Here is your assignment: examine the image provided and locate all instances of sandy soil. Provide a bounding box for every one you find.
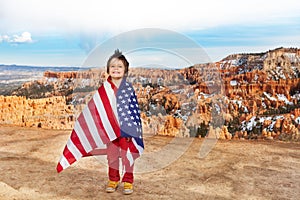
[0,125,299,200]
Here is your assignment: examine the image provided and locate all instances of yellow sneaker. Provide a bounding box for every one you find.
[106,180,119,193]
[123,182,133,195]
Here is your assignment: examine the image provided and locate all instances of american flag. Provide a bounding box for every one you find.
[56,77,144,173]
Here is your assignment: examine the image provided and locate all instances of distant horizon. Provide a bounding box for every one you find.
[0,45,298,68]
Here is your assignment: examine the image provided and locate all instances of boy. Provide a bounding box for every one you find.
[104,49,144,195]
[56,49,143,195]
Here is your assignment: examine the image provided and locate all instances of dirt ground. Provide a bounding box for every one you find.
[0,125,299,200]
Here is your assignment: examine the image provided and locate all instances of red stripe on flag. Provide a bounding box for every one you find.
[62,146,76,165]
[88,98,110,144]
[77,111,97,149]
[83,148,107,157]
[98,86,120,137]
[70,130,88,156]
[57,163,63,173]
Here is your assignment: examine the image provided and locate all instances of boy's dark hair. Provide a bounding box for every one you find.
[106,49,129,74]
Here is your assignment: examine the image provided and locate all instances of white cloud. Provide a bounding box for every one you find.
[0,35,9,43]
[0,32,33,44]
[1,0,300,33]
[11,32,33,43]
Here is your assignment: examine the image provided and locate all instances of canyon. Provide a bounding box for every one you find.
[1,47,300,141]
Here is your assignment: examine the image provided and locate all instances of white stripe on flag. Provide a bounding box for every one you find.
[132,138,144,155]
[74,118,92,153]
[60,155,70,169]
[103,81,119,123]
[126,148,134,167]
[82,106,106,148]
[66,139,82,161]
[93,91,117,141]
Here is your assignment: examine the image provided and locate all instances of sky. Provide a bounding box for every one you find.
[0,0,300,68]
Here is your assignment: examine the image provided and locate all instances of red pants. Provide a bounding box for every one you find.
[107,137,134,183]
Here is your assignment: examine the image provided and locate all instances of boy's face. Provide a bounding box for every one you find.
[108,58,125,80]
